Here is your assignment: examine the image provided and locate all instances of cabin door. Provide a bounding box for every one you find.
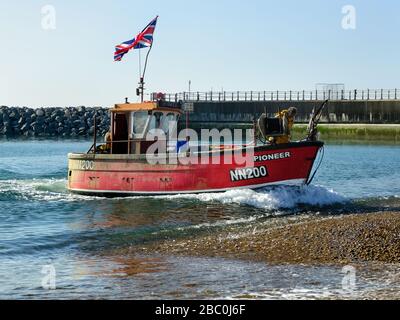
[113,113,129,154]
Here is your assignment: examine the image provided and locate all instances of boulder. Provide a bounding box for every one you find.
[73,119,83,127]
[3,125,13,136]
[2,113,9,122]
[9,111,18,119]
[21,123,29,132]
[36,109,45,117]
[78,127,87,135]
[36,116,45,124]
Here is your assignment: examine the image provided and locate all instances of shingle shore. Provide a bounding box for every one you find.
[144,212,400,265]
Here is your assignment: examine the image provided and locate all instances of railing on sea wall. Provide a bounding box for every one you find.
[153,89,400,103]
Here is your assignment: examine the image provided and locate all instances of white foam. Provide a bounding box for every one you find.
[171,215,262,232]
[0,179,96,202]
[0,178,346,209]
[164,185,347,210]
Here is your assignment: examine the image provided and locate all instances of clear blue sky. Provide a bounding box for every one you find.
[1,0,399,107]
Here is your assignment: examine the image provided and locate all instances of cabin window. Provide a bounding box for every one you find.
[131,111,149,138]
[161,113,177,133]
[149,112,163,130]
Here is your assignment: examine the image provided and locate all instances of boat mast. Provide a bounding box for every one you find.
[137,43,154,103]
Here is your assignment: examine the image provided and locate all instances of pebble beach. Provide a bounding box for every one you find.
[143,212,400,265]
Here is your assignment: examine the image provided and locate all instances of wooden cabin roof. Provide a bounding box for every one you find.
[111,102,182,114]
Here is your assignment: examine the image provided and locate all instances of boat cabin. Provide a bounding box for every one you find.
[109,101,182,154]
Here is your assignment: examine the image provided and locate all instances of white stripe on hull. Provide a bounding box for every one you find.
[68,178,306,196]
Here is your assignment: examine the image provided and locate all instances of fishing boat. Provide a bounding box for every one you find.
[67,16,326,196]
[67,99,326,196]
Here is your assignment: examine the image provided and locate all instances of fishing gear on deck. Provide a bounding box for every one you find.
[307,99,329,142]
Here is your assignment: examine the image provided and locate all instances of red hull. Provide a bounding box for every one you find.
[67,141,323,196]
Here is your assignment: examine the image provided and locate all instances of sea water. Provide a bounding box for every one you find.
[0,139,399,299]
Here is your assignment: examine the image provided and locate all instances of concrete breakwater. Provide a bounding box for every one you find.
[0,106,110,137]
[189,122,400,142]
[184,100,400,124]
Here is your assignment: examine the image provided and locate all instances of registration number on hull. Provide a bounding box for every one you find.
[230,166,268,182]
[78,160,94,170]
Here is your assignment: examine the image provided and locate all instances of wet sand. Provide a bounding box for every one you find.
[140,212,400,265]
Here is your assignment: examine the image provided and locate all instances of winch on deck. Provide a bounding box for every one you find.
[257,107,297,145]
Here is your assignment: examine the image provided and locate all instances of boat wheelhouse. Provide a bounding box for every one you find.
[104,101,182,155]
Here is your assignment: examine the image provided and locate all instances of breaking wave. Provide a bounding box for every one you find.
[0,179,94,202]
[0,178,347,210]
[165,185,347,210]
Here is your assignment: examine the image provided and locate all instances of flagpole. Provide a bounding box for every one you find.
[138,43,153,103]
[139,49,142,81]
[124,15,157,103]
[140,15,157,103]
[138,49,143,102]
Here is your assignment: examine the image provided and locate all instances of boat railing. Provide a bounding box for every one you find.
[88,139,154,155]
[87,139,259,155]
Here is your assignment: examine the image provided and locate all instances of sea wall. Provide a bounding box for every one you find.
[188,123,400,143]
[0,106,110,137]
[184,100,400,124]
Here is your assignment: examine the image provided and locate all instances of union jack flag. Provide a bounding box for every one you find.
[114,16,158,62]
